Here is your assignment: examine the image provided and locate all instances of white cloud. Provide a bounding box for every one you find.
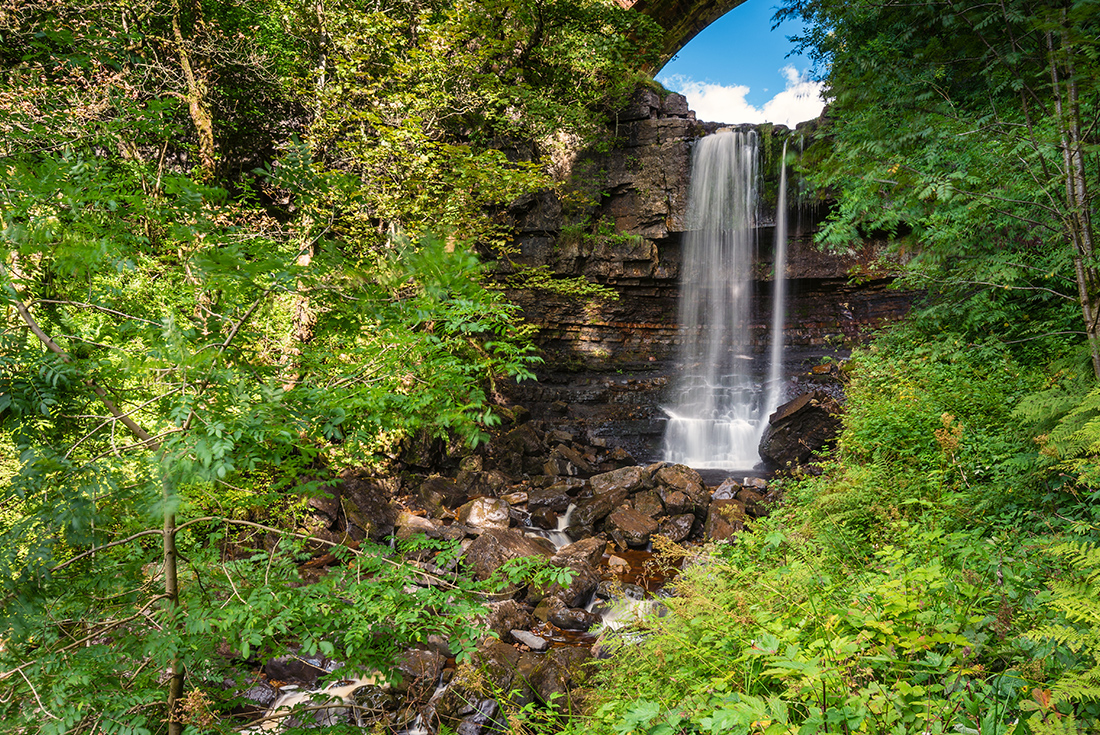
[659,66,826,128]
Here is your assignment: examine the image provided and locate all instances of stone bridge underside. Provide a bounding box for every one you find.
[622,0,750,67]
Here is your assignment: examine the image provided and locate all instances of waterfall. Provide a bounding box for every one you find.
[762,139,789,423]
[662,129,788,469]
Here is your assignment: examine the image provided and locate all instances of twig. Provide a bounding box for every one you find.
[17,669,60,720]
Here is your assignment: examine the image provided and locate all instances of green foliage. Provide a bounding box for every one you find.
[588,526,1056,735]
[1028,539,1100,709]
[789,332,1047,547]
[782,0,1100,373]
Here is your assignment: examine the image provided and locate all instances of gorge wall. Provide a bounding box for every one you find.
[496,87,915,459]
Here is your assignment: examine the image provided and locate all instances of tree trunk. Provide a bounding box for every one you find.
[162,472,185,735]
[172,0,215,180]
[1049,27,1100,379]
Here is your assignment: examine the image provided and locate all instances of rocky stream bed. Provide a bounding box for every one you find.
[230,388,841,733]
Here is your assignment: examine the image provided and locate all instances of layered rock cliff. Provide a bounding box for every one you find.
[496,86,914,458]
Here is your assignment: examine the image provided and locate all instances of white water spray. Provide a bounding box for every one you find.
[662,129,788,469]
[762,139,790,424]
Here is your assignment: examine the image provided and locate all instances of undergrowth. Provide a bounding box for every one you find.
[580,330,1100,735]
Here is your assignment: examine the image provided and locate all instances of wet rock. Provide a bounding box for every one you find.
[657,513,695,543]
[528,484,573,512]
[705,499,745,542]
[554,537,607,568]
[607,507,660,548]
[759,391,842,469]
[736,488,766,518]
[570,492,624,532]
[543,457,578,477]
[531,507,560,530]
[654,464,709,510]
[656,487,691,515]
[744,476,768,491]
[590,466,651,496]
[236,681,278,716]
[455,698,506,735]
[551,444,594,474]
[479,599,534,644]
[712,478,740,500]
[394,648,445,698]
[606,446,636,468]
[419,475,466,510]
[264,654,337,686]
[549,605,602,632]
[502,490,528,506]
[528,556,601,608]
[462,529,553,581]
[633,490,665,519]
[458,498,512,530]
[528,647,594,711]
[510,630,548,651]
[340,472,400,542]
[537,596,601,631]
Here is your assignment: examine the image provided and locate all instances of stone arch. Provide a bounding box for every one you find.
[622,0,750,68]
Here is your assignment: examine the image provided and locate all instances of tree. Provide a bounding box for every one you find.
[781,0,1100,376]
[0,0,656,730]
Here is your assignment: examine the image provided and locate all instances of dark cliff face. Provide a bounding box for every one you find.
[499,86,914,374]
[495,87,914,456]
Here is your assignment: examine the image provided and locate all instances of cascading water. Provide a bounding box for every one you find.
[762,139,790,423]
[662,129,788,469]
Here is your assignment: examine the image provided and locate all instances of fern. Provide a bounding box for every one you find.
[1029,541,1100,705]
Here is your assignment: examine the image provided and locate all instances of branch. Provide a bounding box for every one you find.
[1,261,159,449]
[916,275,1076,301]
[35,300,161,326]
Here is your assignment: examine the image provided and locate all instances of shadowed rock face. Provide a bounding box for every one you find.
[623,0,751,69]
[502,88,914,376]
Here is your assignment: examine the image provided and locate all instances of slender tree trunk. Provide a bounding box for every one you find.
[1049,27,1100,379]
[162,472,185,735]
[172,0,215,180]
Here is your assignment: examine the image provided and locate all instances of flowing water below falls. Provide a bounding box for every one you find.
[663,130,789,470]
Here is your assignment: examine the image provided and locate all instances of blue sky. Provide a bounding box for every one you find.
[656,0,825,127]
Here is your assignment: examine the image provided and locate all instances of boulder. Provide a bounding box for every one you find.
[656,487,691,515]
[396,511,437,540]
[657,513,695,543]
[549,604,601,632]
[551,444,594,474]
[712,478,740,500]
[478,599,534,644]
[654,464,709,510]
[589,465,651,496]
[419,476,466,511]
[759,391,842,469]
[339,472,399,541]
[632,490,665,519]
[510,630,548,651]
[530,507,560,530]
[735,488,767,518]
[554,536,607,568]
[528,556,601,608]
[457,498,511,530]
[606,507,659,548]
[528,484,573,513]
[527,648,593,712]
[462,529,553,581]
[394,648,445,697]
[705,499,745,542]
